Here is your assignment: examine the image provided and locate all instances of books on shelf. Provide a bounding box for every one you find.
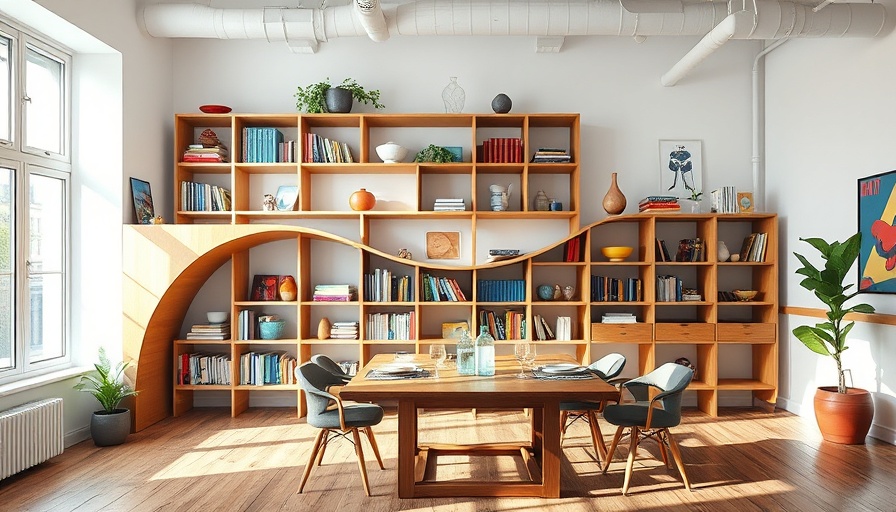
[655,238,672,262]
[180,181,232,212]
[530,147,571,163]
[422,274,466,302]
[563,234,586,262]
[364,269,412,302]
[639,196,680,213]
[178,352,232,385]
[590,275,642,302]
[434,198,466,211]
[303,132,353,163]
[478,309,525,340]
[480,137,523,163]
[738,232,768,262]
[186,322,231,340]
[329,321,359,340]
[486,248,522,263]
[656,275,683,302]
[555,316,572,341]
[532,314,556,341]
[238,351,297,385]
[366,311,415,341]
[476,279,525,302]
[710,186,738,213]
[242,127,292,163]
[601,313,636,324]
[313,284,356,302]
[183,144,229,163]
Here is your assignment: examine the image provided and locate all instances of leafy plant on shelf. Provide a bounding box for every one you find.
[792,233,875,393]
[294,77,384,113]
[414,144,455,163]
[74,347,138,413]
[685,183,702,202]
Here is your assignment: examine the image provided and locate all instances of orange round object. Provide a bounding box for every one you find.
[349,188,376,211]
[279,275,297,301]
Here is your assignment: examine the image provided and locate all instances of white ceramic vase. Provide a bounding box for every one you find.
[718,241,730,262]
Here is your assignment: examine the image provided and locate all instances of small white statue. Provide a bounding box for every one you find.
[397,248,412,259]
[262,194,275,211]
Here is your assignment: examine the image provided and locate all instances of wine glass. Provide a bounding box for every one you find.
[514,342,532,379]
[524,342,537,370]
[429,343,447,378]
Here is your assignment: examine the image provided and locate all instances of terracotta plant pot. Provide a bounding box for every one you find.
[814,386,874,444]
[349,188,376,211]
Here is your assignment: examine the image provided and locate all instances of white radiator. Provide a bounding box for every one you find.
[0,398,64,480]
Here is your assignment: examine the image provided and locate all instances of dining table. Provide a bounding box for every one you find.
[338,352,621,498]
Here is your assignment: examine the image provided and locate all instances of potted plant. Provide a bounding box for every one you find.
[792,233,876,444]
[414,144,455,163]
[680,186,702,213]
[294,77,384,114]
[74,347,138,446]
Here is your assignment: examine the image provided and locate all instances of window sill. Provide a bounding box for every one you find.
[0,366,92,398]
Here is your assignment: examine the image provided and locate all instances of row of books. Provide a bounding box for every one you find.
[238,351,297,385]
[303,132,354,163]
[241,127,291,163]
[639,195,680,213]
[530,148,571,163]
[532,314,556,341]
[363,269,412,302]
[421,274,467,302]
[738,232,769,262]
[329,321,359,340]
[478,309,524,341]
[600,312,637,324]
[655,239,673,262]
[183,144,228,163]
[675,238,705,262]
[656,275,684,302]
[591,276,643,302]
[177,353,231,385]
[313,284,356,302]
[433,198,466,211]
[710,186,738,213]
[480,137,523,163]
[366,311,415,341]
[179,181,232,212]
[563,234,585,262]
[477,279,526,302]
[185,322,230,341]
[236,310,261,340]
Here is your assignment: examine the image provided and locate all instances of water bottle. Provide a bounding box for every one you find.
[456,329,475,375]
[474,325,495,376]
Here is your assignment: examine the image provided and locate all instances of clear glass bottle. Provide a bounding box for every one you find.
[456,329,475,375]
[474,325,495,376]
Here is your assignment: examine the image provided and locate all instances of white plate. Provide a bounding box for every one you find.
[540,363,587,374]
[377,363,420,374]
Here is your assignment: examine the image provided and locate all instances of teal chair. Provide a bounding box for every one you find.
[559,353,626,464]
[296,362,385,496]
[311,353,352,383]
[601,362,694,495]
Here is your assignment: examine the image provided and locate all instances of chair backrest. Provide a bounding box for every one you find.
[589,352,626,381]
[296,362,344,424]
[311,354,349,378]
[623,362,694,420]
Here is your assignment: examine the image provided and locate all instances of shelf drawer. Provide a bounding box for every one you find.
[655,323,715,342]
[717,323,775,343]
[591,323,653,342]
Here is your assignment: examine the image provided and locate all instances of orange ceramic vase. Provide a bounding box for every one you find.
[278,275,297,302]
[349,188,376,211]
[602,172,626,215]
[814,386,874,444]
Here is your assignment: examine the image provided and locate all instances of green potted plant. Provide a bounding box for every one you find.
[294,77,384,114]
[74,347,138,446]
[792,233,875,444]
[414,144,455,163]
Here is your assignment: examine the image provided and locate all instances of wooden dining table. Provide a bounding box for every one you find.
[339,353,620,498]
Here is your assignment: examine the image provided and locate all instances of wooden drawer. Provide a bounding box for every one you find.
[717,323,776,343]
[654,323,715,342]
[591,323,653,342]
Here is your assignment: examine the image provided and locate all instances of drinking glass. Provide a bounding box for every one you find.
[429,343,447,378]
[524,342,537,370]
[514,342,532,379]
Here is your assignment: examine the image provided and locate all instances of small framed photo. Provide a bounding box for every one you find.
[275,185,299,211]
[737,192,754,213]
[250,274,280,301]
[426,231,461,259]
[130,177,155,224]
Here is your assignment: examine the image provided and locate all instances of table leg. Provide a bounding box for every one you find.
[397,400,417,498]
[541,401,561,498]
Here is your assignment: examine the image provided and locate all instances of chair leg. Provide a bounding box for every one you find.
[351,428,372,496]
[665,428,692,491]
[586,410,608,463]
[656,432,670,468]
[298,428,326,494]
[602,426,625,474]
[471,408,477,418]
[363,426,385,470]
[621,426,640,496]
[316,431,330,466]
[559,411,569,445]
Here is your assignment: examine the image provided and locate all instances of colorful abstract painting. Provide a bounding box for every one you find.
[858,170,896,293]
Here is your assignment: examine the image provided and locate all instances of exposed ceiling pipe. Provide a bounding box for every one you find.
[751,38,788,214]
[355,0,390,42]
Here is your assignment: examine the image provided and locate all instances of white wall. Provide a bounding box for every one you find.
[767,1,896,443]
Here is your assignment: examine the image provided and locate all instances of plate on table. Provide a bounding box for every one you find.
[377,363,420,375]
[540,363,587,374]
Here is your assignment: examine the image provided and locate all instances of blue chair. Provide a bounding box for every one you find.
[296,362,385,496]
[559,353,626,464]
[311,353,352,383]
[601,362,694,495]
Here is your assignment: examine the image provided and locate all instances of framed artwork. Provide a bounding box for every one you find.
[659,140,703,199]
[858,170,896,293]
[737,192,754,213]
[275,185,299,211]
[250,274,280,301]
[425,231,461,259]
[130,177,155,224]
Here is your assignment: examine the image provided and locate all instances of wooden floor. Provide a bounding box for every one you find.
[1,407,895,511]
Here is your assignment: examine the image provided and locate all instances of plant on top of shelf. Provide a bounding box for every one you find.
[414,144,455,163]
[294,77,384,114]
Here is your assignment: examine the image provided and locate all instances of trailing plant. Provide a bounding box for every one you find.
[74,347,138,413]
[294,77,384,113]
[414,144,455,163]
[792,233,875,393]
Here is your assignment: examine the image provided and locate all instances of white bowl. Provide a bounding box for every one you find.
[376,142,408,163]
[207,311,228,324]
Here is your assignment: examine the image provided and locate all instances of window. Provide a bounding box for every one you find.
[0,18,71,383]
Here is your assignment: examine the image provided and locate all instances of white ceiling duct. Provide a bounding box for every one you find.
[140,0,888,82]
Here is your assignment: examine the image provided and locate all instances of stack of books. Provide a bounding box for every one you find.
[482,137,523,163]
[639,196,680,212]
[710,186,738,213]
[555,317,572,341]
[532,314,556,341]
[601,313,636,324]
[183,144,228,163]
[329,321,359,340]
[486,248,520,263]
[433,198,466,211]
[530,148,571,163]
[313,284,355,302]
[186,322,231,340]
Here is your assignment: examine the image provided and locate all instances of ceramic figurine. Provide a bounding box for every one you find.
[398,248,412,259]
[262,194,275,211]
[562,285,575,301]
[553,284,562,300]
[152,216,164,224]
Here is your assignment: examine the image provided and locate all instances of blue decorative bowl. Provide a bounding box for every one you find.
[259,321,285,340]
[537,285,554,301]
